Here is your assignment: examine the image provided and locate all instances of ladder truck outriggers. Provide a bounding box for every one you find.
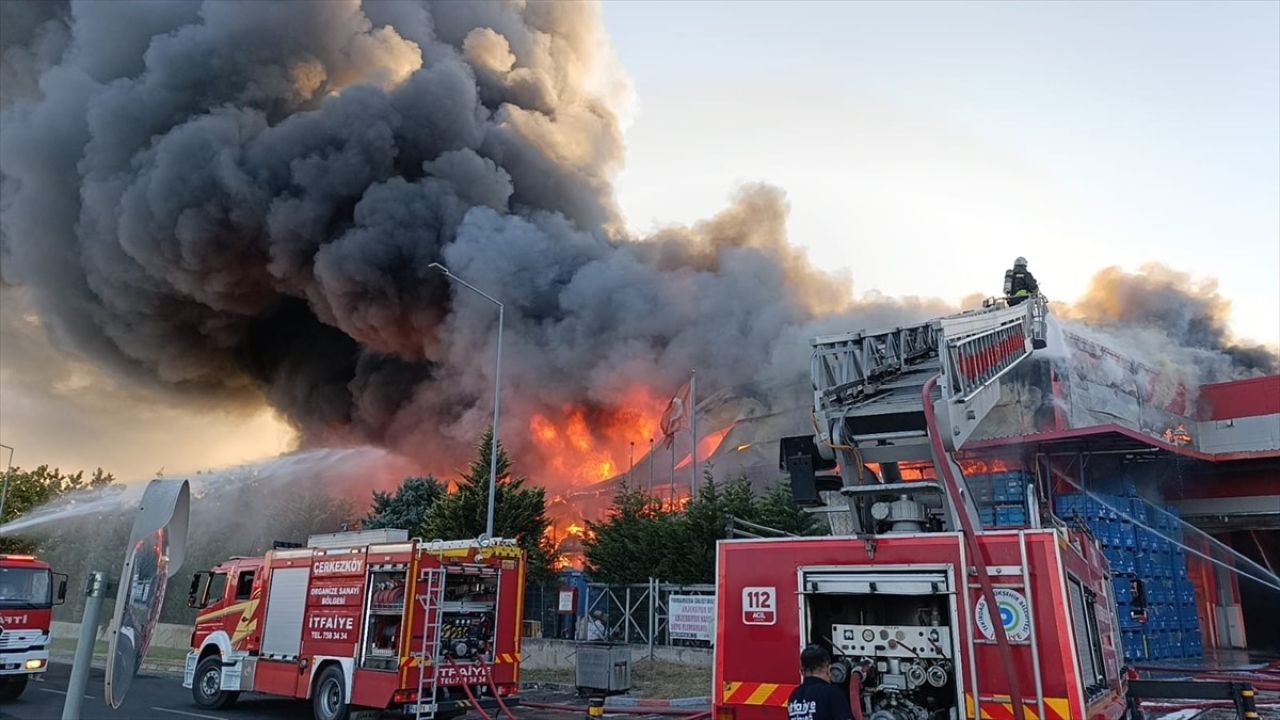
[714,298,1139,720]
[184,530,526,720]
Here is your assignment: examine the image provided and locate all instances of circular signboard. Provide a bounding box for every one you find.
[974,587,1031,642]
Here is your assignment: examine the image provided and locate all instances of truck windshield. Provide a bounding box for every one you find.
[0,566,52,607]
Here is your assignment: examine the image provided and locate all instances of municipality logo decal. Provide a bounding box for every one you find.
[974,588,1031,641]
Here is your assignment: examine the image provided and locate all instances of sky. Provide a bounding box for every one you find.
[0,0,1276,482]
[603,0,1280,345]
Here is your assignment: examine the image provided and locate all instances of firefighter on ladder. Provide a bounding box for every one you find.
[1004,257,1039,306]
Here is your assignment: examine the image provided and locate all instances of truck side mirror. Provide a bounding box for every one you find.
[54,573,69,605]
[187,572,210,609]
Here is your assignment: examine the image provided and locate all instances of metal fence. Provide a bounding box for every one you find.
[521,578,716,655]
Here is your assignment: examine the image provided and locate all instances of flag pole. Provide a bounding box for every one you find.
[670,441,676,506]
[689,369,698,496]
[648,438,654,496]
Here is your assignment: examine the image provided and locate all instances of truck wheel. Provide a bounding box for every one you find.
[312,665,350,720]
[191,656,239,709]
[0,676,28,700]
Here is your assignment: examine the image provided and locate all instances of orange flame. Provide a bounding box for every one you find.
[674,426,734,471]
[958,457,1019,475]
[525,385,737,571]
[527,386,667,487]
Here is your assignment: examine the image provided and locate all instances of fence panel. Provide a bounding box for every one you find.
[522,578,719,649]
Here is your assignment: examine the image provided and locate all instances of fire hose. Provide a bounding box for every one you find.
[444,657,494,720]
[922,375,1027,720]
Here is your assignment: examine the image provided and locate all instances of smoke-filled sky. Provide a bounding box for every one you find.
[0,0,1275,483]
[607,0,1280,346]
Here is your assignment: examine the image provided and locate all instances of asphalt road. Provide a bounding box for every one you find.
[2,663,591,720]
[3,662,329,720]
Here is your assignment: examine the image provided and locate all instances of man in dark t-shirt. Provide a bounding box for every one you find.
[786,646,854,720]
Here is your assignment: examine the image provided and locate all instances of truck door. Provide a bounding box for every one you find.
[191,571,231,649]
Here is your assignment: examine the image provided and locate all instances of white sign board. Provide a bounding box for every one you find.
[558,590,575,613]
[668,595,716,641]
[742,586,777,625]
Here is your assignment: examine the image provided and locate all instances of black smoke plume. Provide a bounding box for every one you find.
[1,0,922,476]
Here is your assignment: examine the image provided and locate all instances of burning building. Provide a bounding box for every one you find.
[0,2,1275,590]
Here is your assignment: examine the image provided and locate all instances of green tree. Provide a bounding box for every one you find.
[583,484,680,584]
[584,469,827,585]
[423,431,554,578]
[667,470,757,583]
[365,476,446,534]
[753,483,825,536]
[0,465,116,553]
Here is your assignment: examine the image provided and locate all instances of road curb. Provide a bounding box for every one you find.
[49,652,186,678]
[606,696,712,709]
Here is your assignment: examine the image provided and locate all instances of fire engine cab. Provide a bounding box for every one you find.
[184,529,525,720]
[0,553,68,700]
[715,299,1132,720]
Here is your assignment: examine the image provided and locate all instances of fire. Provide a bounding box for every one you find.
[525,385,737,571]
[527,387,667,486]
[674,426,734,471]
[958,457,1020,475]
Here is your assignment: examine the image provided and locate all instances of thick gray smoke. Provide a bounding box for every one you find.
[1066,264,1278,378]
[0,1,909,477]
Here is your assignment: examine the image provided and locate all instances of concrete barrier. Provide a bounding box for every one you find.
[52,620,192,651]
[519,639,712,670]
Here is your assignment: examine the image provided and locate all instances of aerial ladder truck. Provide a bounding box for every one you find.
[714,297,1266,720]
[713,298,1137,720]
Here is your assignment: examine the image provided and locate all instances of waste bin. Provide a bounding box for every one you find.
[575,642,631,695]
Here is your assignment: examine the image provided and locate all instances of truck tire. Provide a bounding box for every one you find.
[191,656,239,709]
[312,665,351,720]
[0,676,28,701]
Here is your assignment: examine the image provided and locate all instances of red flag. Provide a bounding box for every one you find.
[660,381,692,448]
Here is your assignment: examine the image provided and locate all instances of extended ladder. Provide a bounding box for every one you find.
[414,568,447,720]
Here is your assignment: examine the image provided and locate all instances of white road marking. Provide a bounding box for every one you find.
[151,707,223,720]
[38,688,93,698]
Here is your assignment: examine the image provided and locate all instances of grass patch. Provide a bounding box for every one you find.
[521,667,574,685]
[628,659,710,699]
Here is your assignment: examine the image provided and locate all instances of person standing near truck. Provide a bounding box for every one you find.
[786,646,854,720]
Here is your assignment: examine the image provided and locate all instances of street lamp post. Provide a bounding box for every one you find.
[0,444,14,524]
[429,263,504,540]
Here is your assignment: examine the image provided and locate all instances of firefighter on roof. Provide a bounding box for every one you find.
[1004,257,1039,306]
[786,646,855,720]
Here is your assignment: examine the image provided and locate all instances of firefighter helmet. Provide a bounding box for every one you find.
[1014,256,1028,268]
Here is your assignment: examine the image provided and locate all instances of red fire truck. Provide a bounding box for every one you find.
[715,529,1128,720]
[0,553,68,700]
[184,530,526,720]
[714,301,1132,720]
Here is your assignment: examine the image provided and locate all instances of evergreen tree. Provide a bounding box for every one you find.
[365,476,446,534]
[753,483,825,536]
[583,484,679,584]
[583,468,827,585]
[423,430,554,578]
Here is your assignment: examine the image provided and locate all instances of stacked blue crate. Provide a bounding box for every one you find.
[972,471,1030,528]
[1054,489,1202,662]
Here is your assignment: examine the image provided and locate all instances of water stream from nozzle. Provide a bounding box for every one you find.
[0,446,416,537]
